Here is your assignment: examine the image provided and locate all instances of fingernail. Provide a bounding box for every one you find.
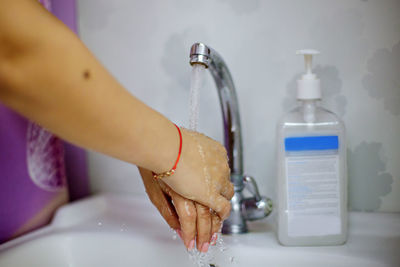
[200,242,210,253]
[176,229,183,240]
[210,233,218,245]
[188,239,195,251]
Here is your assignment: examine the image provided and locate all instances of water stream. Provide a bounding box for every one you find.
[189,64,205,131]
[187,64,233,267]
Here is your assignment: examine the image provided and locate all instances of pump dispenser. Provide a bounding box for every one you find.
[296,50,321,100]
[276,49,347,246]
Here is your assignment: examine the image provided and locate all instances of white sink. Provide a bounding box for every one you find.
[0,194,399,267]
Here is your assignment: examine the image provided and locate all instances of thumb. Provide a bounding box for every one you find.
[158,191,181,230]
[139,168,181,230]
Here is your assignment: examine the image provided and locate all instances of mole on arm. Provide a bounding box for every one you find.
[83,69,91,80]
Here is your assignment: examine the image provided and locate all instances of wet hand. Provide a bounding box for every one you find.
[161,128,234,220]
[139,168,222,252]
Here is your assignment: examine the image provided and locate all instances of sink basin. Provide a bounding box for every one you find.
[0,194,399,267]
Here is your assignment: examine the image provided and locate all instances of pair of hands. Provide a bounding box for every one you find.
[139,129,234,253]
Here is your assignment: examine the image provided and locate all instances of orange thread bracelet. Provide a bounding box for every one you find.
[152,124,182,179]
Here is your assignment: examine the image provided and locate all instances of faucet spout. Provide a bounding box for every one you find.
[189,43,272,234]
[190,43,243,184]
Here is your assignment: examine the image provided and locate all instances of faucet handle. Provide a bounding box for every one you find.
[243,175,262,201]
[241,196,273,221]
[242,175,273,221]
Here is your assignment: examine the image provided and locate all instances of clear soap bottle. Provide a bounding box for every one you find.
[276,50,347,246]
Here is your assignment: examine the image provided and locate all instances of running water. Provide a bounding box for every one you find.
[186,64,234,267]
[189,64,205,131]
[186,235,234,267]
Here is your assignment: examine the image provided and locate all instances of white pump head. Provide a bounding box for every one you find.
[296,49,321,100]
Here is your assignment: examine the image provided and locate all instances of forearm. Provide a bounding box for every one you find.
[0,0,178,173]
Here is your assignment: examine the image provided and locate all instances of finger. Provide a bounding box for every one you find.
[175,198,197,250]
[139,168,180,230]
[207,194,231,221]
[221,181,234,200]
[161,183,197,251]
[156,183,182,231]
[210,212,222,246]
[195,203,212,253]
[218,160,233,200]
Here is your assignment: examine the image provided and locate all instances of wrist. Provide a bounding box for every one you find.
[148,121,181,174]
[152,124,182,179]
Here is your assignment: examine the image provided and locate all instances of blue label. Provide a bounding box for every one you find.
[285,136,339,151]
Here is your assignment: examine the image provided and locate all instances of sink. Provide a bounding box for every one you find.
[0,194,399,267]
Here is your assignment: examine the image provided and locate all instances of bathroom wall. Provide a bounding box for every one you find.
[77,0,400,212]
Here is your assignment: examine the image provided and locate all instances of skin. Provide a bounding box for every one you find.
[140,168,222,251]
[0,0,234,251]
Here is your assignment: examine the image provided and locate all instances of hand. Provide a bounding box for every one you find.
[161,128,234,220]
[139,168,222,252]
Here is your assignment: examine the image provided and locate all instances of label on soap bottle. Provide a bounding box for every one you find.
[284,135,341,237]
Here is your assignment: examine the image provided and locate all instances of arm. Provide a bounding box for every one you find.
[0,0,178,174]
[0,0,233,219]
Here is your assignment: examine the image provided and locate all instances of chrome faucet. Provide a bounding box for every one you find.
[189,43,273,234]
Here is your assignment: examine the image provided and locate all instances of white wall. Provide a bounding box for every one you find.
[77,0,400,212]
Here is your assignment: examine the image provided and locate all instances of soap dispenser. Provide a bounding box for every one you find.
[276,50,347,246]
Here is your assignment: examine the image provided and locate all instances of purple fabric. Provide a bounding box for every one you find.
[64,143,88,201]
[51,0,78,35]
[0,106,62,242]
[0,0,88,243]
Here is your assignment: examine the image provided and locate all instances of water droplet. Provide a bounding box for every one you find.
[170,229,178,241]
[216,236,227,252]
[97,222,102,226]
[119,223,128,232]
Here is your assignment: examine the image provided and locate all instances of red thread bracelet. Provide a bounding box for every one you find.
[152,124,182,179]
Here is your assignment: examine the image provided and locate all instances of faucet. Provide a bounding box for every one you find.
[189,43,273,234]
